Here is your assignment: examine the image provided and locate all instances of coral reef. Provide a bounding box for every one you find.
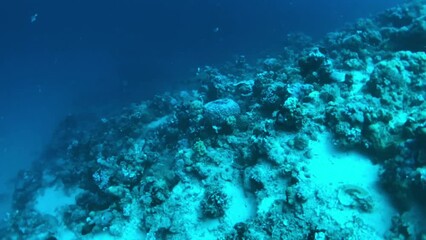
[1,1,426,239]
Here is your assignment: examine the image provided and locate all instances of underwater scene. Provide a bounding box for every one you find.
[1,0,426,239]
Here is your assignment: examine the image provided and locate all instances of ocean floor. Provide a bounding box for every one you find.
[1,1,426,239]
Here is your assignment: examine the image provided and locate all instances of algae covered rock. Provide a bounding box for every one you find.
[201,187,229,218]
[298,47,334,84]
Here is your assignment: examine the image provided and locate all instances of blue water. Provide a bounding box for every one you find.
[0,0,402,220]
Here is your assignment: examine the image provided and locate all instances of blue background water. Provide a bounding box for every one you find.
[0,0,401,218]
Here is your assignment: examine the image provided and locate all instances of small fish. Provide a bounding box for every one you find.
[213,27,220,33]
[31,13,38,23]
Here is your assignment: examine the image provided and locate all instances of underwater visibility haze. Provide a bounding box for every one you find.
[2,0,426,239]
